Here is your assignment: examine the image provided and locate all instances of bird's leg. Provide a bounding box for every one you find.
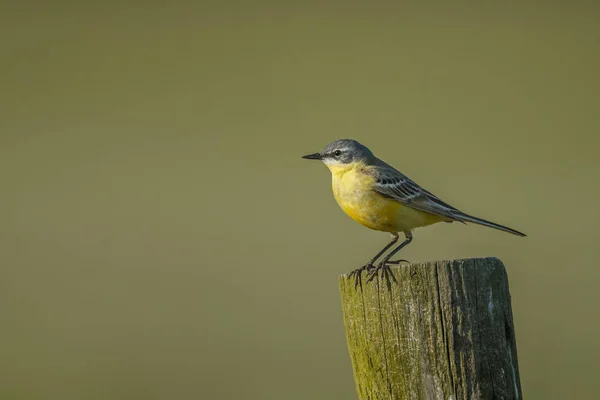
[348,233,399,289]
[367,231,413,286]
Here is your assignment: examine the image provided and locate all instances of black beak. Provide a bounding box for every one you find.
[302,152,322,160]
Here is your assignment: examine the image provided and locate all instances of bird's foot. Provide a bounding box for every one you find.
[366,261,399,289]
[348,263,375,289]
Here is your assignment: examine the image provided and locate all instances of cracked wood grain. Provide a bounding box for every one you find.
[339,257,522,400]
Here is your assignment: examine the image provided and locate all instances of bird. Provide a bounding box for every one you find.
[302,139,525,288]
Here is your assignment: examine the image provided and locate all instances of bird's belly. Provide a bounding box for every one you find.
[333,183,444,233]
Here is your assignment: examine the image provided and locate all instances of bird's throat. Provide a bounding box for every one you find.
[327,162,359,178]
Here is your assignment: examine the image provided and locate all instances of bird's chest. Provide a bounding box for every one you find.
[331,170,398,231]
[332,172,373,209]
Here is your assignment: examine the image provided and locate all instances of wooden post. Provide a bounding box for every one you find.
[339,257,522,400]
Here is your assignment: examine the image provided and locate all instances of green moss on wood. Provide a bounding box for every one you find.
[339,257,522,400]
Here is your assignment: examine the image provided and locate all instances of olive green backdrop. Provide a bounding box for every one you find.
[1,2,599,399]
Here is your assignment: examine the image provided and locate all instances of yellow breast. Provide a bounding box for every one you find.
[328,163,445,233]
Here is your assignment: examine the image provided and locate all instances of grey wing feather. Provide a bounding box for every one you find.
[366,162,467,222]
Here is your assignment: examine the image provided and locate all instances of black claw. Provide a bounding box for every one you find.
[347,264,374,290]
[349,269,362,289]
[382,267,393,290]
[347,258,409,290]
[387,266,398,285]
[366,262,399,288]
[366,267,379,283]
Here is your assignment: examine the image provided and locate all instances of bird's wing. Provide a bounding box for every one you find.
[365,163,467,222]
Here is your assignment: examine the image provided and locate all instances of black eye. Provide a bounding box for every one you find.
[333,150,342,157]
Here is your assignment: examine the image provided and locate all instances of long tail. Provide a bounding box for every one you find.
[456,213,526,237]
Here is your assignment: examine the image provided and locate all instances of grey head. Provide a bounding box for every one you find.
[302,139,375,166]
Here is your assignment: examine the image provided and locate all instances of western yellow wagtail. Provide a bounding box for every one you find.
[302,139,525,288]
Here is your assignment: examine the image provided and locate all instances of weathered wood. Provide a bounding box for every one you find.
[339,257,521,400]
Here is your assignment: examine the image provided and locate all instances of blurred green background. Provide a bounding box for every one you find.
[1,2,599,399]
